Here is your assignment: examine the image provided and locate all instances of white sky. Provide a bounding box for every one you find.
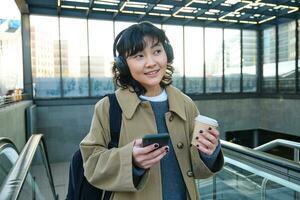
[0,0,20,19]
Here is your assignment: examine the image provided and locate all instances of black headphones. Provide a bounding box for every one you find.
[113,28,174,76]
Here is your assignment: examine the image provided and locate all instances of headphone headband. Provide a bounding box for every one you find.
[113,29,127,57]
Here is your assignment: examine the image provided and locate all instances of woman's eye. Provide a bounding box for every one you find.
[154,49,161,54]
[133,54,143,59]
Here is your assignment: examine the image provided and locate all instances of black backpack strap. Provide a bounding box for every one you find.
[104,93,122,200]
[107,93,122,148]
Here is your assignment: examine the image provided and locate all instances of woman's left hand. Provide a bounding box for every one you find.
[194,127,219,156]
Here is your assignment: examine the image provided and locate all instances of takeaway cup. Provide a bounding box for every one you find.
[191,115,219,147]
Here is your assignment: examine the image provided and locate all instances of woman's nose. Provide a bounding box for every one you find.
[145,56,156,67]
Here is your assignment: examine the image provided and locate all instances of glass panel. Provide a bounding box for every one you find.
[224,29,241,93]
[162,25,184,90]
[0,147,18,186]
[30,15,61,98]
[184,26,203,94]
[114,21,135,36]
[205,28,223,93]
[88,20,114,96]
[198,162,300,200]
[278,21,296,93]
[0,0,23,96]
[18,145,56,200]
[242,30,257,92]
[298,20,300,92]
[262,26,276,93]
[60,17,88,97]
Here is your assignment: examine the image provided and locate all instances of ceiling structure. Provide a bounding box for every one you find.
[22,0,300,28]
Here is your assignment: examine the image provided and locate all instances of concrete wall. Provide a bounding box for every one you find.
[36,105,94,162]
[36,98,300,162]
[0,101,33,151]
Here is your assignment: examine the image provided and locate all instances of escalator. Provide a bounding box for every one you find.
[198,140,300,200]
[1,134,300,200]
[0,134,58,200]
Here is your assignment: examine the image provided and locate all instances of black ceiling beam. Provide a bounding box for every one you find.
[138,4,155,21]
[113,1,126,20]
[86,0,95,18]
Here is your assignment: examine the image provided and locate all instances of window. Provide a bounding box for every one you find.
[60,17,89,97]
[162,25,184,90]
[224,29,241,93]
[278,21,296,93]
[262,26,276,93]
[30,15,60,98]
[242,30,257,92]
[298,20,300,91]
[0,0,23,96]
[205,28,223,93]
[88,20,114,96]
[114,21,135,36]
[184,26,203,94]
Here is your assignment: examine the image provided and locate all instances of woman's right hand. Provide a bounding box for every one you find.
[132,139,168,169]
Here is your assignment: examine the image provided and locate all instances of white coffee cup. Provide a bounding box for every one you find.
[191,115,219,146]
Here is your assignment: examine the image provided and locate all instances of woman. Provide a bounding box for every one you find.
[80,21,224,200]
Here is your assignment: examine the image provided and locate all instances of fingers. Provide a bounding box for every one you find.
[133,143,169,169]
[194,129,219,156]
[139,147,168,169]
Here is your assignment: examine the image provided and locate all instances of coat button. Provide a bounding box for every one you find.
[177,142,184,149]
[187,170,194,177]
[169,114,174,121]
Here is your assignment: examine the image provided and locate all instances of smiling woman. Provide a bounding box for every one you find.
[125,36,168,96]
[80,21,224,200]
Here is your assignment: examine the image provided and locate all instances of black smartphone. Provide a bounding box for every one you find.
[142,133,170,147]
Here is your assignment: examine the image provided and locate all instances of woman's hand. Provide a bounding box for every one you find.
[132,139,168,169]
[194,127,219,156]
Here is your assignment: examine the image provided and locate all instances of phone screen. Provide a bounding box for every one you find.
[142,133,170,147]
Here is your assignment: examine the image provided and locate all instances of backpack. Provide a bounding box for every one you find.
[66,93,122,200]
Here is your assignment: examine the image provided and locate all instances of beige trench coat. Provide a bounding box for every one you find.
[80,85,224,200]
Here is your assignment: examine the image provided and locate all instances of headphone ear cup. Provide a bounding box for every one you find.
[114,56,129,75]
[164,43,174,63]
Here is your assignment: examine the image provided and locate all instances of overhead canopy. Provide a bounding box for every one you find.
[20,0,300,28]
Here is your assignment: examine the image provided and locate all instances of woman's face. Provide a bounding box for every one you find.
[126,36,168,96]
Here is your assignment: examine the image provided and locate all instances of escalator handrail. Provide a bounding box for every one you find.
[221,140,300,172]
[0,134,57,200]
[0,137,18,154]
[254,139,300,151]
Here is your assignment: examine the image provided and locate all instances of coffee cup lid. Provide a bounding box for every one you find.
[195,115,218,127]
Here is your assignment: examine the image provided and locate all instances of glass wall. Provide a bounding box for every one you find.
[262,26,276,93]
[88,20,114,96]
[278,21,296,93]
[163,25,184,90]
[60,17,89,97]
[242,30,257,92]
[299,20,300,91]
[0,0,23,96]
[29,17,293,99]
[184,26,203,94]
[224,29,241,93]
[30,16,61,98]
[205,28,223,93]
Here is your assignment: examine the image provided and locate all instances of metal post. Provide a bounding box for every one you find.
[294,149,300,163]
[261,178,268,200]
[213,175,217,200]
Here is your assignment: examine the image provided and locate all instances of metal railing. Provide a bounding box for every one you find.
[254,139,300,163]
[198,139,300,200]
[0,93,27,108]
[0,134,57,200]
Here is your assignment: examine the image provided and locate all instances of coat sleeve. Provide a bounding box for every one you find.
[80,97,148,192]
[188,101,224,179]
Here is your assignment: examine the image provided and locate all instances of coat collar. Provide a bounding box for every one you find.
[115,85,187,121]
